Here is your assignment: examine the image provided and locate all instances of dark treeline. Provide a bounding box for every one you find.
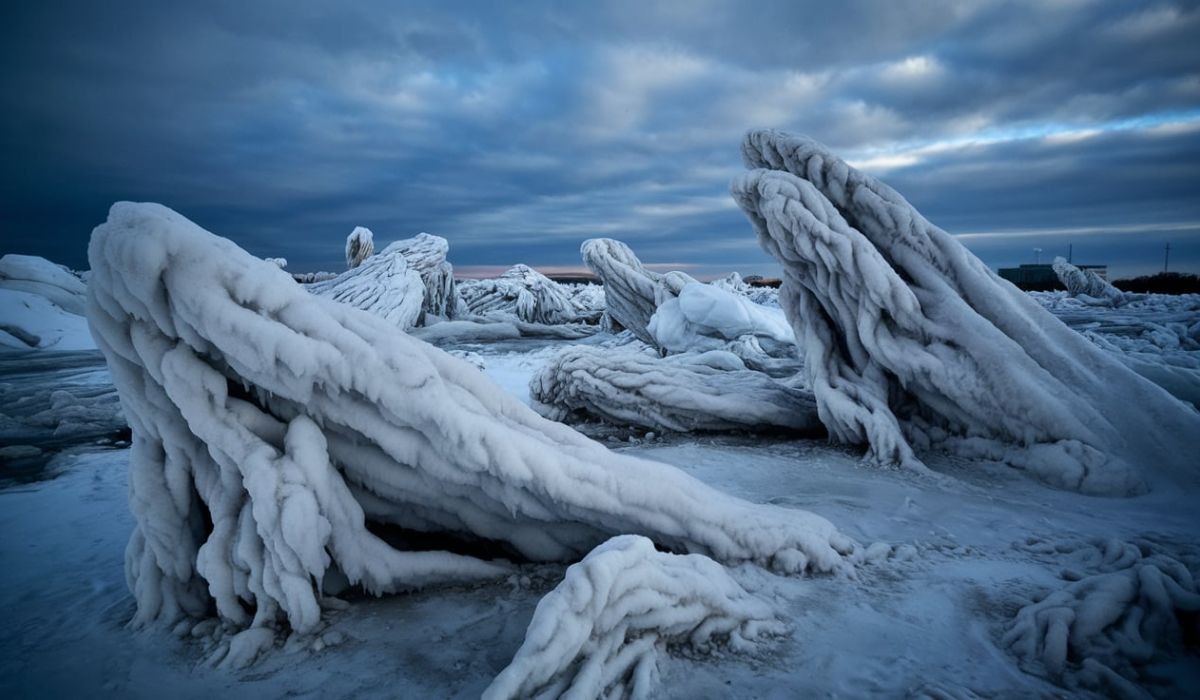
[1112,272,1200,294]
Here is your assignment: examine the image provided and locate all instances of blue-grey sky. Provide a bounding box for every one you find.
[2,0,1199,278]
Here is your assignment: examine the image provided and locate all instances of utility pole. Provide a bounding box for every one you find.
[1164,242,1171,273]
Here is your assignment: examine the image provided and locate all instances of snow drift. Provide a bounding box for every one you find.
[87,202,857,641]
[485,535,784,699]
[732,129,1200,495]
[531,346,821,434]
[0,255,93,351]
[0,254,88,316]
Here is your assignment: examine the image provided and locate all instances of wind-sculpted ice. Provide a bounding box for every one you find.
[1004,537,1200,695]
[344,226,374,269]
[711,271,752,295]
[308,245,426,329]
[0,254,88,315]
[264,257,288,270]
[87,202,858,644]
[382,233,465,321]
[648,282,795,357]
[732,129,1200,495]
[568,283,606,324]
[581,238,697,344]
[484,535,784,700]
[1035,292,1200,406]
[532,345,821,434]
[459,264,579,325]
[1052,257,1123,303]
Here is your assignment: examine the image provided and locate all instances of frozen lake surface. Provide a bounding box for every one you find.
[2,324,1197,698]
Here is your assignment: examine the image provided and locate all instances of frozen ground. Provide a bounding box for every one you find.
[2,327,1197,698]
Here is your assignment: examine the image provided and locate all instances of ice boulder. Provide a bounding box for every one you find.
[648,282,795,356]
[732,129,1200,495]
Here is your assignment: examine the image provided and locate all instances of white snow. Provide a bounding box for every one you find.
[0,253,88,315]
[647,281,794,356]
[0,288,95,351]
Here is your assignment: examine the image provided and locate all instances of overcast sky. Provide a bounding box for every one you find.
[2,0,1198,278]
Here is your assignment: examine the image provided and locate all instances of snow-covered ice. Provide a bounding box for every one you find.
[84,202,857,651]
[733,129,1200,496]
[531,345,821,434]
[4,136,1199,699]
[344,226,374,269]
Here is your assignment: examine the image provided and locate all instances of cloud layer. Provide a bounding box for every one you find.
[2,0,1198,277]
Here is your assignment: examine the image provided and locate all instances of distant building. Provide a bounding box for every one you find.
[997,263,1108,289]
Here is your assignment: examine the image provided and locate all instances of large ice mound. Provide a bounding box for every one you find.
[732,129,1200,495]
[86,202,858,640]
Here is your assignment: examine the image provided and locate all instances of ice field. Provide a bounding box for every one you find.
[2,132,1198,699]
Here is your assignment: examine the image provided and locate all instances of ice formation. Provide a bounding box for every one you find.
[484,535,784,700]
[647,282,795,357]
[1051,257,1123,303]
[731,129,1200,495]
[568,283,607,324]
[531,346,821,434]
[0,351,124,458]
[87,202,858,640]
[0,254,88,315]
[0,288,95,351]
[581,238,696,344]
[264,257,288,270]
[1035,292,1200,407]
[344,226,375,269]
[711,271,752,295]
[307,245,426,329]
[381,233,465,321]
[458,264,578,325]
[1004,537,1199,695]
[412,317,597,346]
[291,271,338,284]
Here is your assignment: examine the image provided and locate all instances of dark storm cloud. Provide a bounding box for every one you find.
[1,0,1198,278]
